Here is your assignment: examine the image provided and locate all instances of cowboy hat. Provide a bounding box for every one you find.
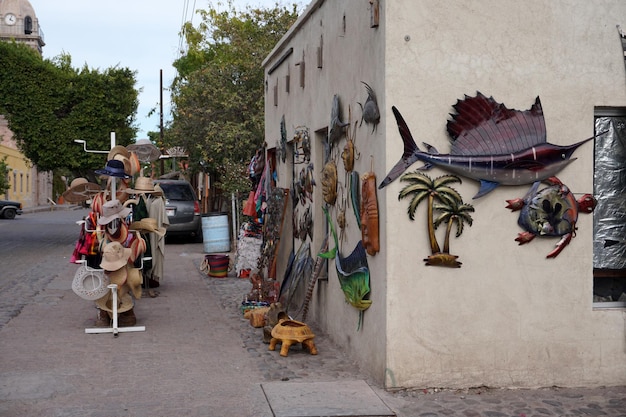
[95,160,131,179]
[96,290,134,314]
[100,241,132,271]
[123,176,161,196]
[62,178,101,203]
[129,217,166,237]
[97,199,132,225]
[72,266,110,301]
[98,220,129,244]
[107,145,130,161]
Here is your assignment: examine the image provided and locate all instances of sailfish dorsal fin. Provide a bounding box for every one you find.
[446,92,546,156]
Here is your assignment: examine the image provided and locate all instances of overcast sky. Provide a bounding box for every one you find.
[33,0,304,143]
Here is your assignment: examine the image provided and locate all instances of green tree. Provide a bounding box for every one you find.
[0,156,9,195]
[169,1,299,194]
[0,41,139,175]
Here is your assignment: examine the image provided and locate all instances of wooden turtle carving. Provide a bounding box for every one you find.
[269,319,318,357]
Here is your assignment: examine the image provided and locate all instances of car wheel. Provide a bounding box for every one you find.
[4,209,16,220]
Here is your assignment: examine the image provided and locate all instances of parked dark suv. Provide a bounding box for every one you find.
[0,200,23,219]
[153,180,202,241]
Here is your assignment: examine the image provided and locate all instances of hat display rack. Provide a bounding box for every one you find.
[75,133,148,337]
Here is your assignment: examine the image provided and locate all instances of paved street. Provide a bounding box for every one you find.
[0,208,624,416]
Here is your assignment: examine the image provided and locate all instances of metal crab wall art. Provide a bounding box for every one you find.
[505,177,596,258]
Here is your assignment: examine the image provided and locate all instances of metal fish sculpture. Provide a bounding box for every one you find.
[358,81,380,133]
[379,92,597,198]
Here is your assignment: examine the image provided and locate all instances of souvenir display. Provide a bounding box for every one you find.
[278,115,287,164]
[398,172,473,268]
[350,171,361,229]
[293,126,311,164]
[70,143,167,330]
[126,139,162,162]
[380,93,596,198]
[506,176,596,258]
[329,94,349,147]
[341,120,359,173]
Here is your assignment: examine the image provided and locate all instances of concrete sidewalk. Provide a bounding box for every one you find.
[0,240,624,416]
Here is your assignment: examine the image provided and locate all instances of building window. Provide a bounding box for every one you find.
[593,108,626,308]
[20,172,23,193]
[13,171,16,192]
[24,16,33,34]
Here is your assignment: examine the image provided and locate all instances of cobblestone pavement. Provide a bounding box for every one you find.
[0,208,624,416]
[203,262,626,417]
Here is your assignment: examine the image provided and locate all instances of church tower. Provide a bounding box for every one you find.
[0,0,45,54]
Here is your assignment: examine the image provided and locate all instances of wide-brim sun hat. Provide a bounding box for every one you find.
[100,241,132,271]
[72,266,110,301]
[126,139,161,162]
[95,160,131,179]
[62,178,101,203]
[129,218,167,238]
[97,199,132,225]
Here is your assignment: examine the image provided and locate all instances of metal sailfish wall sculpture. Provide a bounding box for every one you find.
[380,92,598,198]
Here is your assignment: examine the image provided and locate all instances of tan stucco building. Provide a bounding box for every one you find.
[0,0,52,206]
[263,0,626,390]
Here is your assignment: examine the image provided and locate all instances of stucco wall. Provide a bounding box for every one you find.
[384,0,626,388]
[265,0,626,389]
[263,0,388,382]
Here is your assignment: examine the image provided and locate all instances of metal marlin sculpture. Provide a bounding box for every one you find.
[379,92,597,198]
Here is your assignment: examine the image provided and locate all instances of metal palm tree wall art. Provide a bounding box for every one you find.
[398,172,474,268]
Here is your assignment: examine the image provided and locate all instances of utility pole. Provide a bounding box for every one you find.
[159,69,165,176]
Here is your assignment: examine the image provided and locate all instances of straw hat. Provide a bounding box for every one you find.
[129,217,166,237]
[62,178,101,203]
[127,267,143,299]
[96,290,134,314]
[129,152,141,175]
[95,160,131,179]
[97,199,131,225]
[106,265,127,287]
[100,241,132,271]
[123,176,161,195]
[107,145,130,161]
[72,266,110,301]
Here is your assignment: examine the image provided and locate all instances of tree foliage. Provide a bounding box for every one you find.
[0,41,138,174]
[169,1,299,193]
[0,156,9,195]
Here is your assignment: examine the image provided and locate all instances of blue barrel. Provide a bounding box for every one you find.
[202,212,230,253]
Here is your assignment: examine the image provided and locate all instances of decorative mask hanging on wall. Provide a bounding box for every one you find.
[506,176,596,258]
[380,92,597,198]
